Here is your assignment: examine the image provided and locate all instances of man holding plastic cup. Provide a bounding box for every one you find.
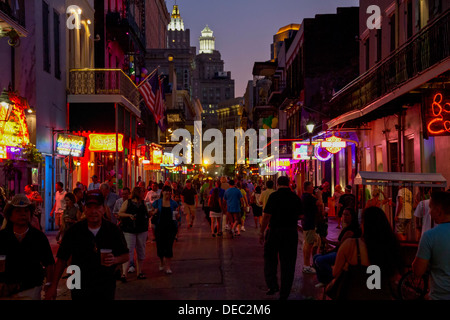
[45,190,129,300]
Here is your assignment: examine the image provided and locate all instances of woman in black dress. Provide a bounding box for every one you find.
[151,186,179,274]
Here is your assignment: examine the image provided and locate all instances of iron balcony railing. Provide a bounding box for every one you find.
[329,9,450,118]
[69,69,140,107]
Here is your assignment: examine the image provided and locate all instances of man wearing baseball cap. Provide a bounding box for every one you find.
[46,190,129,300]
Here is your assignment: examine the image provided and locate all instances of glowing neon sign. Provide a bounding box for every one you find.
[315,145,332,161]
[427,93,450,136]
[88,134,124,152]
[321,136,346,154]
[56,134,87,157]
[276,158,291,171]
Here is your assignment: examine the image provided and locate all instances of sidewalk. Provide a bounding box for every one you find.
[45,210,341,300]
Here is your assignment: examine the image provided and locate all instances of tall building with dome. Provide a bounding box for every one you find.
[167,4,190,49]
[193,25,235,129]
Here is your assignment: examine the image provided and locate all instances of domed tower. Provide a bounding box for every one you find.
[199,25,215,54]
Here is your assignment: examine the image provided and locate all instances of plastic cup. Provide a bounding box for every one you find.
[100,249,112,266]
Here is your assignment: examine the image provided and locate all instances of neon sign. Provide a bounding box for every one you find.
[321,136,346,154]
[292,142,317,160]
[88,134,124,152]
[276,158,291,171]
[152,150,162,165]
[56,133,87,157]
[427,93,450,136]
[315,145,332,161]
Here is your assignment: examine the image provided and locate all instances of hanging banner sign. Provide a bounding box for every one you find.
[56,133,87,157]
[88,134,124,152]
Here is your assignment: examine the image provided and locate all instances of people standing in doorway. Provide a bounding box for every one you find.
[301,181,318,274]
[259,176,303,300]
[181,180,198,229]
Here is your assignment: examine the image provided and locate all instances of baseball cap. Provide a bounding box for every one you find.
[345,185,352,191]
[85,190,105,206]
[9,194,32,207]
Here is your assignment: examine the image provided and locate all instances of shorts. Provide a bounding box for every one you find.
[124,232,148,261]
[303,230,317,245]
[185,204,196,217]
[396,219,411,235]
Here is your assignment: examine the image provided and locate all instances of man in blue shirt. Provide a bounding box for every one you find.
[413,191,450,300]
[224,180,244,237]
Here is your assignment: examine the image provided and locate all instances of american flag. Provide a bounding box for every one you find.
[155,77,168,131]
[138,72,158,118]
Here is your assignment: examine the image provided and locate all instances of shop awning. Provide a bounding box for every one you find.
[354,171,447,188]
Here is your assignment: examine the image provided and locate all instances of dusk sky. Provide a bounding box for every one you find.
[166,0,360,97]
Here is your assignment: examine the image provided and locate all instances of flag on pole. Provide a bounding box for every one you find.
[155,77,168,132]
[138,71,158,120]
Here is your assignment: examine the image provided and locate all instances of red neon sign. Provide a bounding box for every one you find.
[427,93,450,136]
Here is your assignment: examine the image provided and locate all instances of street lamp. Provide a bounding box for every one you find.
[306,119,315,182]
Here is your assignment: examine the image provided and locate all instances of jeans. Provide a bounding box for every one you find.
[313,251,337,284]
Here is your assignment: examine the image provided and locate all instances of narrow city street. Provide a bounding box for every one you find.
[48,207,340,300]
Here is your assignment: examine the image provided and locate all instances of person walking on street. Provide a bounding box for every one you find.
[118,187,150,282]
[251,186,263,228]
[260,180,275,212]
[88,175,101,191]
[100,183,120,225]
[58,193,81,244]
[24,185,43,230]
[413,191,450,300]
[224,180,244,237]
[208,187,223,237]
[0,194,55,300]
[73,187,85,216]
[45,190,129,300]
[51,182,66,240]
[301,181,318,274]
[145,183,162,242]
[150,186,180,274]
[259,176,303,300]
[237,181,249,233]
[181,180,198,229]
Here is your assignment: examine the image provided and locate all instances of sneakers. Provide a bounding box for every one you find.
[302,266,317,274]
[159,264,165,271]
[225,224,230,230]
[165,269,172,274]
[128,266,136,273]
[241,226,246,232]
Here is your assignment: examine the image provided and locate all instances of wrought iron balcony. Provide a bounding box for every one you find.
[329,9,450,118]
[69,69,140,107]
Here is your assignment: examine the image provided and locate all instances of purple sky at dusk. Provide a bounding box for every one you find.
[166,0,360,97]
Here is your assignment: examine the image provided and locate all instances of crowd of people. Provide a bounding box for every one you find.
[0,174,449,301]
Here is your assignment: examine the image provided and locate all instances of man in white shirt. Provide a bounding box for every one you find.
[144,183,161,205]
[88,175,101,191]
[414,198,435,241]
[50,182,66,232]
